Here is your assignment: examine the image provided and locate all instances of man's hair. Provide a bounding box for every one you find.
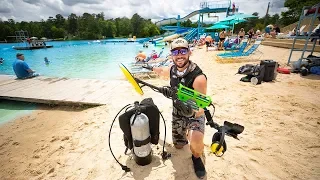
[16,53,23,58]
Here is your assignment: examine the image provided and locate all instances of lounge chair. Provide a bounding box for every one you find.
[218,40,261,58]
[218,39,248,57]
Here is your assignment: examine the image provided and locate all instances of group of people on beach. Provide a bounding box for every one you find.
[194,27,258,52]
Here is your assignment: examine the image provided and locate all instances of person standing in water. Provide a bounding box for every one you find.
[44,57,50,65]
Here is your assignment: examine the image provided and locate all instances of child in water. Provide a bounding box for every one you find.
[44,57,50,65]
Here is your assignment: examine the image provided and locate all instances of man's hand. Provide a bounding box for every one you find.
[174,99,195,118]
[142,64,153,71]
[160,86,173,98]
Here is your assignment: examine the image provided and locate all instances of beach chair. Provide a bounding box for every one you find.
[218,40,261,58]
[157,48,164,58]
[218,39,248,57]
[312,24,320,33]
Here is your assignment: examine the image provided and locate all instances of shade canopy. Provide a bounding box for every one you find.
[214,19,247,26]
[221,13,258,22]
[206,24,230,30]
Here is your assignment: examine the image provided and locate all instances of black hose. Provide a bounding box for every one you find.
[157,108,171,160]
[108,104,132,172]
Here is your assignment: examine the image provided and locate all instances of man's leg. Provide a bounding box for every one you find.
[187,115,206,178]
[172,114,188,149]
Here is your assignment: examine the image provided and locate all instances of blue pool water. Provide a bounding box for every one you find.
[0,39,170,124]
[0,40,169,79]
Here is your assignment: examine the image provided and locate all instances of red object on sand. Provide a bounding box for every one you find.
[277,67,291,74]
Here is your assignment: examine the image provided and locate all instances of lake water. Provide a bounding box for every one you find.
[0,39,170,124]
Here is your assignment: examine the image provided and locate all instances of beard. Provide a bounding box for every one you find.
[174,57,189,68]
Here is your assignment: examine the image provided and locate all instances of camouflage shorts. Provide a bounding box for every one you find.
[172,113,205,146]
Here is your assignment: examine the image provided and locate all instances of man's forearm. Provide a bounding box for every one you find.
[152,67,163,75]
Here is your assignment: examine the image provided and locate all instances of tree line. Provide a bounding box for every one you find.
[0,12,161,41]
[233,0,319,33]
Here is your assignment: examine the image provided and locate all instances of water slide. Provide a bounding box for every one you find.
[155,4,234,27]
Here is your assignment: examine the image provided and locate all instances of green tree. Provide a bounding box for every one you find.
[55,14,66,28]
[280,0,319,26]
[68,13,78,35]
[51,26,65,39]
[131,13,143,37]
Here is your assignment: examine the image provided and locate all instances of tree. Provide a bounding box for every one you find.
[68,13,78,35]
[131,13,143,37]
[280,0,319,26]
[55,14,66,28]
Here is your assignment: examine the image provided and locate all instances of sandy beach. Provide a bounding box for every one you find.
[0,45,320,180]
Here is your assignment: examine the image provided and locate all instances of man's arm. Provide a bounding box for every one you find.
[148,64,173,79]
[22,62,34,73]
[192,74,207,118]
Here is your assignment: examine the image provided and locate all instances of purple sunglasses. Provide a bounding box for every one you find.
[171,48,188,56]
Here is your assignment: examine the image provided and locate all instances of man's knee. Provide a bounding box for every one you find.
[189,130,204,145]
[189,130,204,156]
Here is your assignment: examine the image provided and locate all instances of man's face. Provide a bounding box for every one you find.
[171,47,190,68]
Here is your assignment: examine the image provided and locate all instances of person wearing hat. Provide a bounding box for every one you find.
[12,53,39,79]
[142,38,207,179]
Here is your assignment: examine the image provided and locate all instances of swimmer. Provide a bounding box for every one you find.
[44,57,50,64]
[0,58,4,65]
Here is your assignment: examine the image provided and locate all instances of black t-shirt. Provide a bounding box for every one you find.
[275,27,280,33]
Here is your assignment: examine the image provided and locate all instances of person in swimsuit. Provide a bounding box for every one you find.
[218,29,226,50]
[238,28,245,41]
[248,28,254,44]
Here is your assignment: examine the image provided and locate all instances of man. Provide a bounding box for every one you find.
[205,35,213,52]
[135,50,147,62]
[143,38,207,179]
[218,29,226,50]
[274,25,280,34]
[12,53,39,79]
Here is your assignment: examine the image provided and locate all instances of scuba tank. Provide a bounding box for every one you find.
[130,112,152,165]
[108,98,171,172]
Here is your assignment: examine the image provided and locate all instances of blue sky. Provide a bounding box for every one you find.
[0,0,286,22]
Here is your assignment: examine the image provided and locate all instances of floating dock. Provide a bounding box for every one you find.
[0,75,128,106]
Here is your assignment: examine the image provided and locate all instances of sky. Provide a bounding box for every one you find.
[0,0,287,23]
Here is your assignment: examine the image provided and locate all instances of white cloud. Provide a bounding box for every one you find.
[0,0,286,22]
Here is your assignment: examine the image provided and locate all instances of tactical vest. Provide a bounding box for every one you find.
[170,62,205,90]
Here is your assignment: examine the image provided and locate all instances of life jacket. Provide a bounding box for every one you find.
[170,61,206,90]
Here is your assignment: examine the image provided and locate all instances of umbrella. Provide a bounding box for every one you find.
[267,24,274,28]
[214,19,247,26]
[221,13,257,22]
[206,24,230,30]
[219,13,257,34]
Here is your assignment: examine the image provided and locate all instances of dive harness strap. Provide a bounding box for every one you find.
[134,136,151,147]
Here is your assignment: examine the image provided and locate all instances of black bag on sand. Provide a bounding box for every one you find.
[238,64,265,85]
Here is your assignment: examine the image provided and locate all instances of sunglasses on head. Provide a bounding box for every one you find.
[171,48,189,56]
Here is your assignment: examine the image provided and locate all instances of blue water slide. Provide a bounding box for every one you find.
[184,28,198,42]
[155,3,235,27]
[138,38,150,43]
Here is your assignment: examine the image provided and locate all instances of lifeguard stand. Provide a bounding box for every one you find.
[15,30,29,45]
[287,3,320,68]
